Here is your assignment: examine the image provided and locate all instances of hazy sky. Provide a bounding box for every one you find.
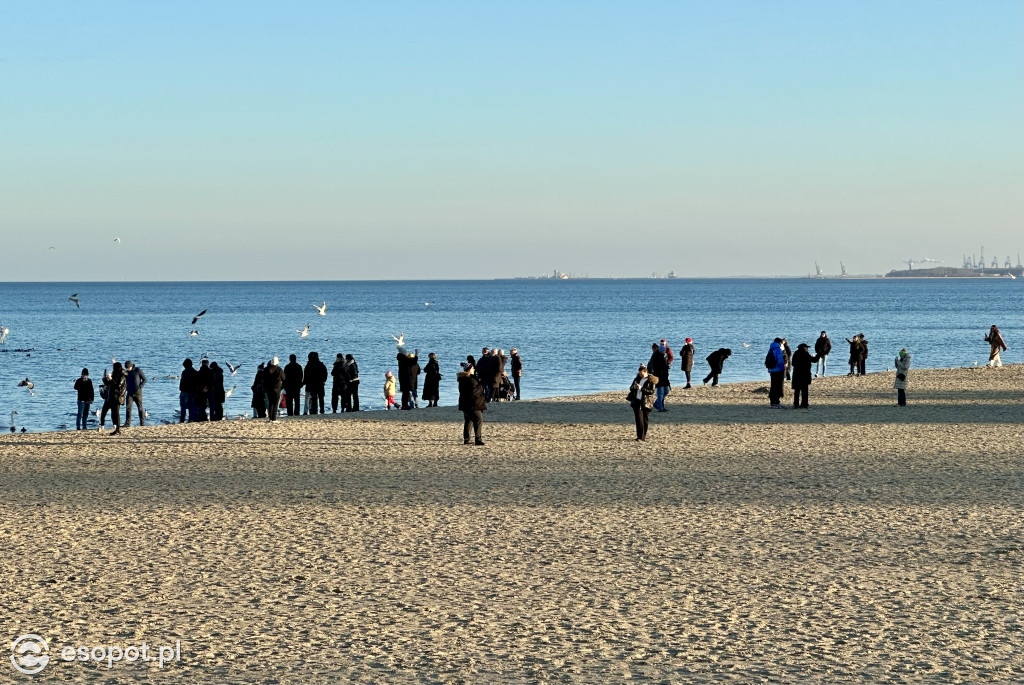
[2,2,1021,280]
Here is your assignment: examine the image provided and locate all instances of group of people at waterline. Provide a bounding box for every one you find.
[64,325,1008,442]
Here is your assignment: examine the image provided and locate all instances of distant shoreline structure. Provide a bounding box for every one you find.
[882,266,1022,279]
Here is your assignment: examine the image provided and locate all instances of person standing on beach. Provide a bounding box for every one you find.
[457,361,486,445]
[345,354,360,411]
[858,334,869,376]
[194,358,213,421]
[209,362,225,421]
[845,335,863,376]
[263,357,286,421]
[790,343,819,409]
[894,348,911,406]
[74,368,94,430]
[283,354,304,416]
[331,353,349,412]
[984,325,1007,367]
[410,351,421,408]
[679,338,695,389]
[766,338,786,408]
[251,363,267,418]
[478,348,496,402]
[703,348,731,386]
[628,364,657,441]
[179,359,198,422]
[781,339,793,382]
[384,371,398,410]
[106,362,127,435]
[814,331,831,377]
[304,351,328,414]
[509,348,523,400]
[647,343,670,412]
[397,350,418,410]
[422,352,441,407]
[123,360,147,427]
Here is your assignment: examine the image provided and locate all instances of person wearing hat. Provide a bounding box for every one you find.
[789,342,820,409]
[628,364,657,441]
[383,371,398,410]
[457,361,486,444]
[509,348,523,400]
[262,357,286,421]
[894,348,911,406]
[679,338,695,389]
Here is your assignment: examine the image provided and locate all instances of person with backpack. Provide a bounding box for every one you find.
[703,348,732,386]
[647,342,670,412]
[74,368,94,430]
[814,331,832,377]
[765,338,786,408]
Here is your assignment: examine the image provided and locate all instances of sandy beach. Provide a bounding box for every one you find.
[2,365,1021,684]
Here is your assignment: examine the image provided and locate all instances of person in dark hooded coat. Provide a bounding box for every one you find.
[251,363,267,418]
[283,354,304,416]
[422,352,441,407]
[702,348,732,386]
[331,353,349,412]
[304,351,328,414]
[790,343,819,409]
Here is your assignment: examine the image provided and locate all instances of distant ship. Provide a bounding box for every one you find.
[667,270,678,279]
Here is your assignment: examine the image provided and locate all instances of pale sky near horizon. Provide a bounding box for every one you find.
[2,1,1021,280]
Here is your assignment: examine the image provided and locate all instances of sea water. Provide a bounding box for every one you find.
[0,278,1020,432]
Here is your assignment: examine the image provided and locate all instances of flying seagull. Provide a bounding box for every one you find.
[226,362,241,375]
[48,246,56,250]
[297,323,310,338]
[68,294,81,308]
[191,309,207,325]
[17,378,35,395]
[113,237,121,244]
[314,302,327,316]
[0,325,8,344]
[190,330,199,337]
[225,384,237,398]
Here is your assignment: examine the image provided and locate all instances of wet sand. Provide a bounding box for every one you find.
[2,365,1021,683]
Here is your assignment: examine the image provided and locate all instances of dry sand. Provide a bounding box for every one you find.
[1,366,1021,683]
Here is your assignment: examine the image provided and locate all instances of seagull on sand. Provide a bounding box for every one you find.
[17,378,35,395]
[191,309,207,325]
[297,323,310,338]
[226,362,242,375]
[0,325,8,344]
[314,302,327,316]
[68,294,81,308]
[190,330,199,337]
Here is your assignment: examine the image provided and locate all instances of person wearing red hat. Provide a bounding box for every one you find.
[679,338,695,389]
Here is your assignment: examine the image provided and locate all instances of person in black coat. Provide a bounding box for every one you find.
[628,365,657,441]
[457,362,486,445]
[845,335,863,376]
[422,352,441,407]
[209,362,226,421]
[679,338,695,389]
[345,354,360,411]
[251,363,267,418]
[331,353,349,412]
[781,339,793,382]
[477,348,497,402]
[74,368,94,430]
[814,331,831,377]
[179,358,198,422]
[262,357,286,421]
[304,351,328,414]
[647,343,670,411]
[703,348,732,386]
[397,350,419,409]
[106,362,127,435]
[857,335,869,376]
[509,348,523,400]
[790,343,820,409]
[283,354,304,416]
[194,359,214,421]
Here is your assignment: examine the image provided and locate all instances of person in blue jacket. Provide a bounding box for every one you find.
[766,338,787,408]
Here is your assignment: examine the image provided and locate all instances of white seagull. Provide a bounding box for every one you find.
[226,362,242,375]
[0,325,8,344]
[190,330,199,337]
[314,302,327,316]
[225,385,237,398]
[741,343,751,348]
[424,302,430,307]
[68,293,81,308]
[297,323,310,338]
[113,237,121,244]
[191,309,207,325]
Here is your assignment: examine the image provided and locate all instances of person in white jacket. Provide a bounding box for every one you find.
[894,349,911,407]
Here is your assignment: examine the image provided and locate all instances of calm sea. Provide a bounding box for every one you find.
[1,278,1020,432]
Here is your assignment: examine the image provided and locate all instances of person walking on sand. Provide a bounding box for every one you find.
[346,354,360,411]
[457,361,486,445]
[331,353,349,412]
[790,343,819,409]
[422,352,441,407]
[106,362,127,435]
[209,362,225,421]
[984,325,1007,367]
[629,364,657,441]
[74,368,94,430]
[123,360,147,427]
[845,334,863,376]
[703,348,731,386]
[263,357,286,421]
[384,371,398,410]
[766,338,786,408]
[647,343,670,412]
[509,348,523,400]
[283,354,304,416]
[894,348,911,406]
[304,351,328,414]
[179,358,198,422]
[814,331,831,377]
[679,338,695,389]
[251,363,267,418]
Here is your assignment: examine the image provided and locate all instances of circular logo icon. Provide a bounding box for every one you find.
[11,634,49,675]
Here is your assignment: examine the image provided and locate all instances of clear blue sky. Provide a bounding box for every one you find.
[2,1,1021,279]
